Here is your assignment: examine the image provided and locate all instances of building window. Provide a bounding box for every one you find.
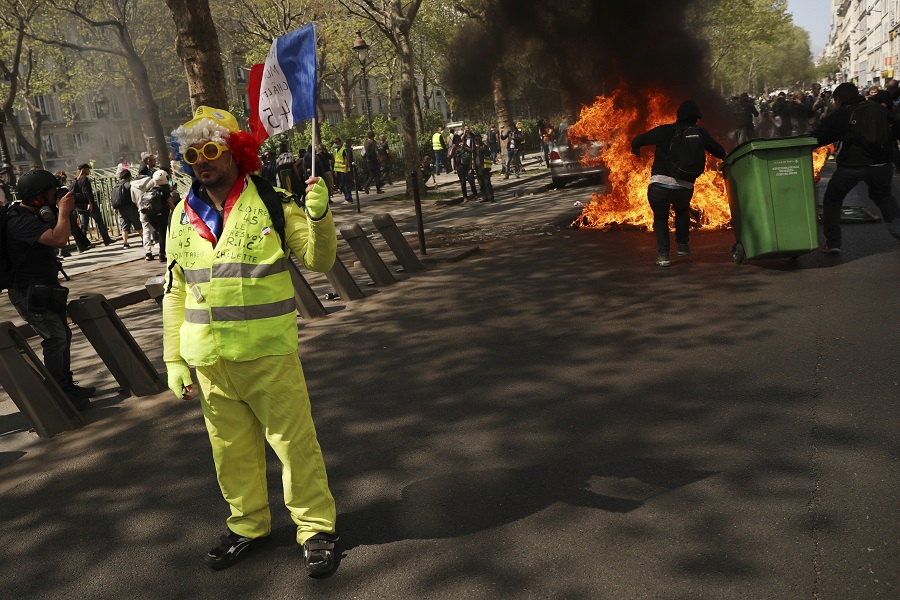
[12,141,26,161]
[117,129,131,152]
[34,95,52,120]
[110,94,122,118]
[43,134,57,158]
[73,132,87,149]
[236,67,247,83]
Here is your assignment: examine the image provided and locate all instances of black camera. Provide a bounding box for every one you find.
[55,185,69,200]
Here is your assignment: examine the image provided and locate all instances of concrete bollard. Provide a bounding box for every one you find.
[67,294,166,397]
[324,255,365,301]
[0,321,83,438]
[339,223,396,287]
[372,214,427,273]
[286,255,328,319]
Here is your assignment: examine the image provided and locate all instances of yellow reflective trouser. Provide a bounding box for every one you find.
[195,352,336,545]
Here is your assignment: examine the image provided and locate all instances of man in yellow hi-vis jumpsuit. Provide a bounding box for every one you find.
[162,106,338,576]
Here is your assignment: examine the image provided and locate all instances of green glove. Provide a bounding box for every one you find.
[166,361,195,399]
[304,177,329,220]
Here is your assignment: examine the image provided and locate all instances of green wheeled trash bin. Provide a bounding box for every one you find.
[722,136,820,263]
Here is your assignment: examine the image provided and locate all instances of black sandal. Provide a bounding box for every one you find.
[302,532,339,577]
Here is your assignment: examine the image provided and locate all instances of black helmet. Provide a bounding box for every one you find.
[17,169,60,204]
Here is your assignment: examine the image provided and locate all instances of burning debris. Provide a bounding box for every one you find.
[567,90,837,231]
[568,90,730,231]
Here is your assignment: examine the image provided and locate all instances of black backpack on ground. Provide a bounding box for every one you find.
[849,101,892,155]
[667,123,707,181]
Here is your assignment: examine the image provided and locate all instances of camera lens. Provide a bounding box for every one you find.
[56,186,69,200]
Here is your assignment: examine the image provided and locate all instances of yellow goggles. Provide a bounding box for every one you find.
[183,141,229,165]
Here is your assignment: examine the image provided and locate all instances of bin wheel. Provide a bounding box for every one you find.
[732,243,745,264]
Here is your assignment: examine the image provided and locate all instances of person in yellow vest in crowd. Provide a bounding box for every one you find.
[332,136,354,204]
[163,106,339,576]
[432,123,447,175]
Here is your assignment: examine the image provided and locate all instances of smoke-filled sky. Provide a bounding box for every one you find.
[445,0,732,131]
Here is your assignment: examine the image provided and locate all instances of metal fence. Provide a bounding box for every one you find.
[78,168,192,242]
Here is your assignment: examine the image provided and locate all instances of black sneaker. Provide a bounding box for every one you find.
[145,253,154,261]
[819,244,841,255]
[301,533,338,577]
[676,243,690,257]
[205,531,268,570]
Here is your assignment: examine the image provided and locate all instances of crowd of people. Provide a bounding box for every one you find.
[727,80,900,147]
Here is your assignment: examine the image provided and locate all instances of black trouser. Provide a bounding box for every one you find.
[363,160,382,191]
[458,167,478,198]
[821,163,900,248]
[476,170,494,200]
[77,206,113,244]
[69,212,91,251]
[647,183,694,255]
[9,286,72,386]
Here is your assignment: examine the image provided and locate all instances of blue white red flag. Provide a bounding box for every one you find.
[249,23,318,144]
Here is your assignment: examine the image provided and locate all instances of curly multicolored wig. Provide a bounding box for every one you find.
[171,107,261,175]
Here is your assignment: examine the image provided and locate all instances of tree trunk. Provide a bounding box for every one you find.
[117,28,171,170]
[397,31,423,195]
[164,0,228,111]
[492,67,512,130]
[7,111,43,168]
[413,82,424,131]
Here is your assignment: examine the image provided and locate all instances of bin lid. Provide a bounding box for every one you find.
[723,135,819,166]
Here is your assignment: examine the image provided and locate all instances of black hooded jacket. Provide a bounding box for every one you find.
[631,100,726,182]
[811,95,900,167]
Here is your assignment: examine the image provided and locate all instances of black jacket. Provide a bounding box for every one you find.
[811,97,900,167]
[631,122,726,181]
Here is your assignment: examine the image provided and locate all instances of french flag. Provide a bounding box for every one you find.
[248,23,318,144]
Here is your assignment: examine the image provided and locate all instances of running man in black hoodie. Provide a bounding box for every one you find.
[631,100,726,267]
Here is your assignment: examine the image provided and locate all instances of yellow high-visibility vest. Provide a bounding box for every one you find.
[432,132,445,150]
[165,179,336,365]
[334,146,347,172]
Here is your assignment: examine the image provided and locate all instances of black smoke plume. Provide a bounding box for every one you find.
[443,0,730,133]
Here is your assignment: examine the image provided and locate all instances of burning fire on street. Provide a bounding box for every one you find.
[568,90,833,230]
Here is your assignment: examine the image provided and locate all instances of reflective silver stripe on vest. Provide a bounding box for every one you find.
[184,308,211,324]
[211,259,288,279]
[183,269,211,285]
[210,298,296,322]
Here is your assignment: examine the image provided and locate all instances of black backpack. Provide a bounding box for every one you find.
[139,188,164,215]
[456,145,472,166]
[667,123,707,180]
[850,101,892,155]
[110,180,130,210]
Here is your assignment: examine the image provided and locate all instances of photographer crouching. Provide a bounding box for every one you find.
[6,170,95,409]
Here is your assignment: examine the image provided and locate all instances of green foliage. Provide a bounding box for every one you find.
[691,0,815,95]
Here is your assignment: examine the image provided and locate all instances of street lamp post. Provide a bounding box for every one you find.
[353,31,373,132]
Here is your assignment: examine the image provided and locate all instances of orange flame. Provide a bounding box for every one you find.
[569,90,834,230]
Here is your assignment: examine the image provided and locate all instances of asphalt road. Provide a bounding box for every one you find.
[0,167,897,599]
